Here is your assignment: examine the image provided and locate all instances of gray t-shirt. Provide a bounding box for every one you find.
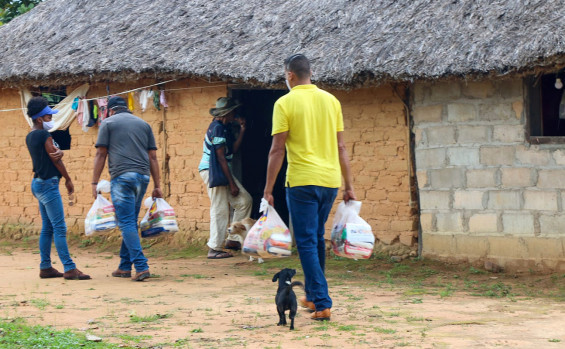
[95,112,157,179]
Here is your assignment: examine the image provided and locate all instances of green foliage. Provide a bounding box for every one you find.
[0,0,42,25]
[0,318,117,348]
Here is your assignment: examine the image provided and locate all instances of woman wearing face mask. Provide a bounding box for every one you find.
[25,96,90,280]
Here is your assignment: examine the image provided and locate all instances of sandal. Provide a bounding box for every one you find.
[207,249,233,259]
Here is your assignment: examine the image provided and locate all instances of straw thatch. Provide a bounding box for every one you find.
[1,0,565,87]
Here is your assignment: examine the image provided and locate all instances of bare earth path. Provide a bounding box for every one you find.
[1,248,565,348]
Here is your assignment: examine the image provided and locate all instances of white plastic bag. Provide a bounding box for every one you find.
[243,199,292,258]
[85,191,117,236]
[140,197,179,238]
[330,201,374,260]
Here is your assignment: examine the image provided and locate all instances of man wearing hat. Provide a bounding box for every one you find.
[198,97,252,259]
[91,96,162,281]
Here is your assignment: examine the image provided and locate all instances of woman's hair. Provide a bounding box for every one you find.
[27,96,48,118]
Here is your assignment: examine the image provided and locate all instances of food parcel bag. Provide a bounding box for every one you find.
[331,201,374,259]
[85,180,117,236]
[243,199,292,258]
[140,197,179,238]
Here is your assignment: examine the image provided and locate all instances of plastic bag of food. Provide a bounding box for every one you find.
[330,201,374,260]
[85,180,116,236]
[140,197,179,238]
[243,199,292,258]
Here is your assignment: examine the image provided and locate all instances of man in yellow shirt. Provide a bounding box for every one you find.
[264,54,356,321]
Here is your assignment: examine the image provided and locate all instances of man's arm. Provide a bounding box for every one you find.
[337,131,356,202]
[263,131,288,206]
[148,149,163,198]
[92,147,108,198]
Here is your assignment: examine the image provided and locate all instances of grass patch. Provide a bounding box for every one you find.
[374,326,396,334]
[30,298,50,310]
[129,313,172,323]
[0,318,117,348]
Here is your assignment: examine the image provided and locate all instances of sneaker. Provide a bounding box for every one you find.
[111,269,132,278]
[132,270,150,281]
[311,308,331,321]
[299,296,316,312]
[39,267,63,279]
[63,269,91,280]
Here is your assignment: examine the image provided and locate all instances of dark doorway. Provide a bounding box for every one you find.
[230,88,289,225]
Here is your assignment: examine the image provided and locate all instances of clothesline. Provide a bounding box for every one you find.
[0,80,234,113]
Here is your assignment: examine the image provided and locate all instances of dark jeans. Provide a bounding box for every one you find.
[31,177,76,272]
[111,172,150,272]
[286,185,338,311]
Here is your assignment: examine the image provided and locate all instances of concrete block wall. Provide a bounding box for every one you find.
[414,79,565,271]
[0,82,416,250]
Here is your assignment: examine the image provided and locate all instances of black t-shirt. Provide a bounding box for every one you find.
[26,130,61,179]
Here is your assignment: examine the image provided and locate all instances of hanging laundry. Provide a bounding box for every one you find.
[153,89,160,111]
[71,97,80,111]
[97,98,108,123]
[76,97,85,126]
[160,90,169,108]
[87,100,96,127]
[128,92,135,111]
[81,99,90,132]
[139,89,153,112]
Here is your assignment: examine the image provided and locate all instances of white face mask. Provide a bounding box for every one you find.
[285,79,292,91]
[42,121,55,131]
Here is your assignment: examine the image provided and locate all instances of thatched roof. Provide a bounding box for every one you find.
[1,0,565,88]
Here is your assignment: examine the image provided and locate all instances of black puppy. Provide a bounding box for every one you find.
[272,268,304,330]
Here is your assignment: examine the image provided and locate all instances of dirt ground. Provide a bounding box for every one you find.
[1,244,565,349]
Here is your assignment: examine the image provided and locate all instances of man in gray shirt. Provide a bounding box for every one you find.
[92,96,162,281]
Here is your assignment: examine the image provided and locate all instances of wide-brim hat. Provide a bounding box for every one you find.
[209,97,241,117]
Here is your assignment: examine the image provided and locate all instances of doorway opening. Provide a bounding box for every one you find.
[229,88,289,225]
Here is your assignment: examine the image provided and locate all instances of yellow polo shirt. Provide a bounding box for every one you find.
[272,84,344,188]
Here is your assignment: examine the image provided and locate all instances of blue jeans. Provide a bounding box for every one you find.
[286,185,338,311]
[31,177,76,272]
[111,172,150,272]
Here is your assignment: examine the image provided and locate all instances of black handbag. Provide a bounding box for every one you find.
[208,124,229,188]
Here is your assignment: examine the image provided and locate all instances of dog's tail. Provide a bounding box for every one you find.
[291,281,304,290]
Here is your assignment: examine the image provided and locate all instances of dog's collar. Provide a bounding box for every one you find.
[285,281,291,285]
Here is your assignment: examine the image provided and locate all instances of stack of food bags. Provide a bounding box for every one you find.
[85,180,116,236]
[243,199,292,258]
[331,201,374,259]
[140,197,179,238]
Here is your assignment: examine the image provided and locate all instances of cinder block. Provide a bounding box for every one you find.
[487,191,521,210]
[415,148,446,169]
[416,170,428,189]
[468,214,498,233]
[523,191,558,211]
[493,125,525,143]
[419,190,451,210]
[447,147,480,166]
[497,79,523,99]
[478,103,512,121]
[515,145,551,166]
[480,146,515,166]
[430,82,461,102]
[426,126,456,146]
[457,125,489,144]
[462,81,496,99]
[453,190,485,210]
[447,103,477,122]
[538,170,565,189]
[436,212,464,232]
[502,213,534,235]
[501,167,533,188]
[419,213,434,231]
[552,149,565,165]
[412,105,443,123]
[467,169,497,188]
[429,168,466,189]
[539,214,565,236]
